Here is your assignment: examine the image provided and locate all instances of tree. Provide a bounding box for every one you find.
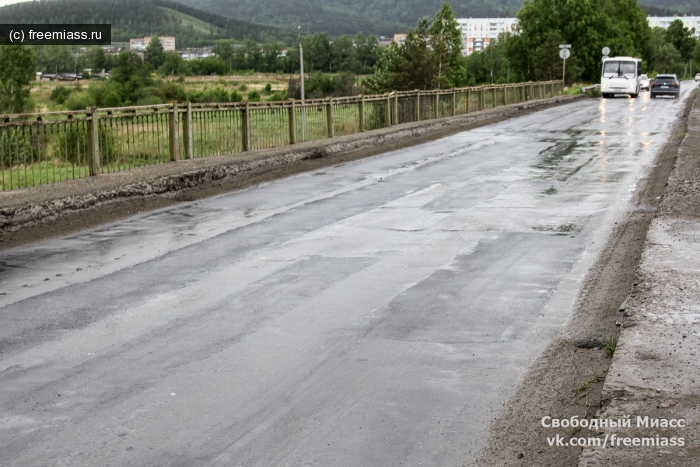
[404,18,437,90]
[160,51,189,76]
[32,45,76,73]
[212,40,235,70]
[145,37,166,70]
[0,45,36,114]
[656,43,683,75]
[429,0,463,88]
[510,0,651,82]
[330,36,358,73]
[84,46,108,74]
[665,19,696,62]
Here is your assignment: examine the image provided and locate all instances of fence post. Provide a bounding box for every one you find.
[289,99,296,144]
[467,89,471,113]
[452,89,456,116]
[327,97,334,138]
[481,87,485,110]
[504,86,508,105]
[434,92,439,119]
[415,91,420,121]
[394,94,399,125]
[242,101,250,151]
[183,101,193,159]
[169,103,179,162]
[89,107,100,175]
[359,95,365,132]
[385,94,391,128]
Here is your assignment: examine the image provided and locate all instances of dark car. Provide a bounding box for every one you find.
[650,74,680,99]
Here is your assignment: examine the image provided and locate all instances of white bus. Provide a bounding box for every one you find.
[601,56,643,98]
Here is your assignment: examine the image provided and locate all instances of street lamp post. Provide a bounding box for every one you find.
[298,26,306,142]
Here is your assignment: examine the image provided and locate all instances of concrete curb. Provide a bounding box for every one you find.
[0,94,583,233]
[578,90,700,466]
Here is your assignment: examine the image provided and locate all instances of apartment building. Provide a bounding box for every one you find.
[456,18,517,56]
[648,16,700,38]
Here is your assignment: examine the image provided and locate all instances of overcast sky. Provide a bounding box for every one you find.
[0,0,30,6]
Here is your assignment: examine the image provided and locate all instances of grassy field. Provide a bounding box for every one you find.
[30,73,295,112]
[158,6,215,35]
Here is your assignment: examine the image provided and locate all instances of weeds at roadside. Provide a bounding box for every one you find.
[573,367,605,395]
[604,334,618,358]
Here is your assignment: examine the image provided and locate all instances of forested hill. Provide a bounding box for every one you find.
[639,0,700,15]
[0,0,295,47]
[173,0,524,36]
[171,0,696,36]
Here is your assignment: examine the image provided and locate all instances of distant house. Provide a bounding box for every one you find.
[378,36,392,47]
[393,34,407,46]
[129,36,176,52]
[177,46,214,61]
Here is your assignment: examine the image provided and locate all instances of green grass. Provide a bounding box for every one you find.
[573,367,605,394]
[158,7,218,35]
[604,334,619,358]
[1,161,91,191]
[564,85,586,95]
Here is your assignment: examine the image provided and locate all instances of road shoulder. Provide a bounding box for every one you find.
[578,90,700,466]
[475,91,696,466]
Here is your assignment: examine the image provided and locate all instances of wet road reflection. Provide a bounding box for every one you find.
[0,81,697,467]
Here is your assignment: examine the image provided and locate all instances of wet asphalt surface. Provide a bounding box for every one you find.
[0,84,697,466]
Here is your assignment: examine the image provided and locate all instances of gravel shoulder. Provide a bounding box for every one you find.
[0,95,581,251]
[475,91,697,466]
[578,90,700,466]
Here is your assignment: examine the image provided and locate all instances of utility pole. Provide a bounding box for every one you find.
[298,26,306,142]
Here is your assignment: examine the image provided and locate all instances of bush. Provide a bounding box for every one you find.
[0,127,35,167]
[189,88,229,103]
[247,90,261,102]
[218,77,227,86]
[230,90,243,102]
[238,84,247,92]
[56,123,116,165]
[102,90,122,107]
[156,81,187,103]
[64,91,96,111]
[49,85,77,105]
[263,83,272,94]
[56,124,90,165]
[136,96,164,105]
[267,91,286,102]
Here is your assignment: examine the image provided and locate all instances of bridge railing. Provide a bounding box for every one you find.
[0,81,563,191]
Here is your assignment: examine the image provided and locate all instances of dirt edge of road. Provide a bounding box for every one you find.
[474,91,697,467]
[578,89,700,466]
[0,95,582,251]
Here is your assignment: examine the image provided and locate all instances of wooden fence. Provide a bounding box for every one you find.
[0,81,564,191]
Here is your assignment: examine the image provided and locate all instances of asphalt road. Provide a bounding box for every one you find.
[0,84,696,466]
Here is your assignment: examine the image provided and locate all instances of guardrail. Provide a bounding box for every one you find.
[0,81,563,191]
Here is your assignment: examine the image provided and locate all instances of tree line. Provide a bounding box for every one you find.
[369,0,700,92]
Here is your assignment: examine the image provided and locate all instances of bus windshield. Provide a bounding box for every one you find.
[603,61,637,78]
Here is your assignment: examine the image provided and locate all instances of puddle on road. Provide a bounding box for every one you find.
[533,223,584,236]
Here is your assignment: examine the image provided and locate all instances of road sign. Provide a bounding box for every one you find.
[602,47,610,56]
[559,49,571,60]
[559,44,572,49]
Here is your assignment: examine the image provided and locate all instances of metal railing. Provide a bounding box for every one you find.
[0,81,564,191]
